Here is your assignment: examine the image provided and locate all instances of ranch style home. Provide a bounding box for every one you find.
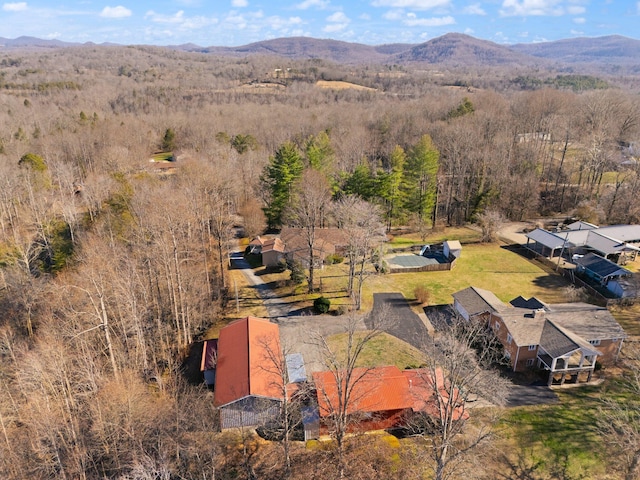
[211,317,468,436]
[452,287,627,385]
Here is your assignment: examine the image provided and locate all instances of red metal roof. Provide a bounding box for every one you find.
[214,317,283,407]
[312,365,468,421]
[313,366,413,416]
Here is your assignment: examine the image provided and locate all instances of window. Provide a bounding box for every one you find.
[504,351,511,360]
[506,333,512,344]
[589,339,601,346]
[526,358,535,367]
[528,345,536,351]
[493,322,500,331]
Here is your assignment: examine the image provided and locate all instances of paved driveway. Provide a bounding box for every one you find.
[229,251,292,319]
[367,292,431,350]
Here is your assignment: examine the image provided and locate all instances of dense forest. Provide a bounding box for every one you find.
[1,44,640,479]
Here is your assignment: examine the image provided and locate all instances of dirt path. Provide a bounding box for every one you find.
[497,221,535,245]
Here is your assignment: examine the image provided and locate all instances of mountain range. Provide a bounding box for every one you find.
[2,33,639,70]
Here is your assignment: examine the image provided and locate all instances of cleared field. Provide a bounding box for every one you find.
[316,80,376,91]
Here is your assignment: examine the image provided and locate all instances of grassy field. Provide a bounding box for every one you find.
[388,225,483,246]
[325,332,424,370]
[609,303,640,337]
[501,384,608,479]
[229,237,574,318]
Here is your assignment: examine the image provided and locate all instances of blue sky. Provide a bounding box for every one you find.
[0,1,638,47]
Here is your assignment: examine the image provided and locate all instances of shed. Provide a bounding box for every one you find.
[443,240,462,259]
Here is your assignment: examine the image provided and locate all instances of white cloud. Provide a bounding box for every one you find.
[323,23,348,32]
[573,16,585,23]
[464,27,474,34]
[371,0,451,10]
[359,12,371,20]
[403,13,455,26]
[231,0,248,7]
[327,11,349,22]
[266,15,303,30]
[294,0,329,9]
[323,10,350,32]
[100,6,132,18]
[145,10,185,24]
[567,5,585,14]
[383,9,404,20]
[2,2,27,11]
[462,3,486,15]
[499,0,564,17]
[570,29,583,34]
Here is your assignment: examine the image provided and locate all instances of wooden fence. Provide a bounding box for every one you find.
[388,255,457,274]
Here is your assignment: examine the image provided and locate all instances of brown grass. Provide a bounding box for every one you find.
[316,80,376,91]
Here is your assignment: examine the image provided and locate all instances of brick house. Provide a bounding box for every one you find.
[452,287,626,385]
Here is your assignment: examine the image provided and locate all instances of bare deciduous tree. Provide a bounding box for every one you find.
[334,196,386,310]
[285,169,332,293]
[411,317,510,480]
[309,313,386,478]
[597,343,640,480]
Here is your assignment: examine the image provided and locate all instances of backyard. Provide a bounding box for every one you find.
[249,233,573,317]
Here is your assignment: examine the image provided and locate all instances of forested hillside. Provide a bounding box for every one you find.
[1,44,639,479]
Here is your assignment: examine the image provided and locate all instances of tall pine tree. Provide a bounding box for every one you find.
[402,134,440,225]
[261,141,304,229]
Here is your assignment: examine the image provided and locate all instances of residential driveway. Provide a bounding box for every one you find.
[229,251,292,319]
[277,314,369,374]
[366,292,431,350]
[497,221,535,245]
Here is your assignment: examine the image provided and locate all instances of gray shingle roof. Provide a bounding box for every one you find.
[540,320,601,358]
[452,286,507,317]
[546,303,627,341]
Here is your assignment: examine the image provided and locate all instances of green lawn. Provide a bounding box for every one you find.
[325,331,425,370]
[151,151,174,162]
[252,240,572,314]
[503,386,607,479]
[499,374,640,480]
[389,226,482,246]
[363,242,571,307]
[609,303,640,337]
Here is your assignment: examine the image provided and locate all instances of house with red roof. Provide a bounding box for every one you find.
[310,365,467,437]
[214,316,285,429]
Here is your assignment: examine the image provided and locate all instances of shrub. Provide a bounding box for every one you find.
[325,253,344,264]
[288,260,306,285]
[336,305,349,316]
[414,285,430,305]
[313,296,331,314]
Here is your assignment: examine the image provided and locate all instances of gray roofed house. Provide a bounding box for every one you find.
[452,287,627,384]
[452,286,507,321]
